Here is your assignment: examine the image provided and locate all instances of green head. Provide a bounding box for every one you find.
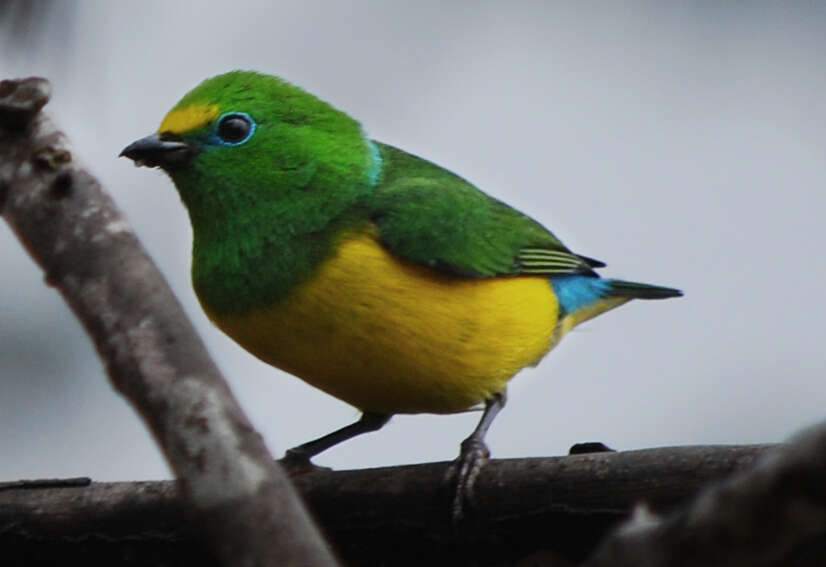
[122,70,382,313]
[122,70,380,232]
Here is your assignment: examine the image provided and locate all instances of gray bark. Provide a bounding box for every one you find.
[585,424,826,567]
[1,445,786,566]
[0,76,338,567]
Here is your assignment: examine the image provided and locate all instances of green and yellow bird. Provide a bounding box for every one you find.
[122,70,681,514]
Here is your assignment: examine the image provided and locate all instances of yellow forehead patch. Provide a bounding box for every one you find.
[158,104,221,135]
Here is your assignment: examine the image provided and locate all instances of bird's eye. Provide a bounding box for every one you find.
[215,112,256,146]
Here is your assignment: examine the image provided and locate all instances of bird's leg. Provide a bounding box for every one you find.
[447,392,506,521]
[279,412,391,474]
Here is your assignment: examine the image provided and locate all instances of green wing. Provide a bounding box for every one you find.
[367,143,602,278]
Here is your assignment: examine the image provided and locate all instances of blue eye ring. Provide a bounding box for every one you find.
[214,112,256,146]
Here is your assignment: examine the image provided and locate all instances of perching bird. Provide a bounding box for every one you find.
[121,70,681,517]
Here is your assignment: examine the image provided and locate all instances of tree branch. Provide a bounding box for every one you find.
[585,423,826,567]
[0,77,338,566]
[1,446,779,566]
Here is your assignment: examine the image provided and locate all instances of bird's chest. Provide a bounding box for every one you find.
[203,234,560,414]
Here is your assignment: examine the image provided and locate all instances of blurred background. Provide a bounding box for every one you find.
[0,1,824,481]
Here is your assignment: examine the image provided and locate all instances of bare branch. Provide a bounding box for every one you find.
[0,77,338,566]
[1,446,778,566]
[585,425,826,567]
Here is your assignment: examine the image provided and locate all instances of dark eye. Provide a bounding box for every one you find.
[215,112,255,146]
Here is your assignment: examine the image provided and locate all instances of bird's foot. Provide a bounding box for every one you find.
[278,448,332,476]
[445,436,490,523]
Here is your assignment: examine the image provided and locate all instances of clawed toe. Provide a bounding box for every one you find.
[446,437,490,522]
[278,449,331,476]
[445,394,505,522]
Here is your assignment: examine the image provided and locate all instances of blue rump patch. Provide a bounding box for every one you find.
[551,275,613,316]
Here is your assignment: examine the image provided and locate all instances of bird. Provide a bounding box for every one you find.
[121,70,681,518]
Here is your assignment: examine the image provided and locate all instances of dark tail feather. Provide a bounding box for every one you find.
[576,254,607,269]
[607,279,683,300]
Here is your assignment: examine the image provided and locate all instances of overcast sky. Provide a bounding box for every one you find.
[1,1,825,481]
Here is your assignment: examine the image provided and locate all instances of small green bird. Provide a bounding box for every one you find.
[122,70,681,516]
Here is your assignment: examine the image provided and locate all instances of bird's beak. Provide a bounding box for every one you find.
[120,134,193,168]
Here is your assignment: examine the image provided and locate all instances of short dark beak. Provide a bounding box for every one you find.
[120,134,193,168]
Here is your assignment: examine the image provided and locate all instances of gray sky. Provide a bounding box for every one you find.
[1,1,825,481]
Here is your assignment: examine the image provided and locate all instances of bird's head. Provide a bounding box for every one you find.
[121,70,381,225]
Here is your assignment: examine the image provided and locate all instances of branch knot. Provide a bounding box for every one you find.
[0,77,52,129]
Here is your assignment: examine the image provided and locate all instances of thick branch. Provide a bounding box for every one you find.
[585,424,826,567]
[1,446,781,566]
[0,77,337,566]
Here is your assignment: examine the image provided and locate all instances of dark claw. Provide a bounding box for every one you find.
[446,437,490,522]
[278,449,332,476]
[445,393,505,522]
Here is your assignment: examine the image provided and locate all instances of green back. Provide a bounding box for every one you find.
[368,144,598,278]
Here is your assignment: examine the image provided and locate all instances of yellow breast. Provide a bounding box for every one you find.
[205,232,560,414]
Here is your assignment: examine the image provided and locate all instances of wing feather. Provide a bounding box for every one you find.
[368,143,601,279]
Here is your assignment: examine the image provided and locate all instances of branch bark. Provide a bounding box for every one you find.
[0,77,338,566]
[584,424,826,567]
[1,446,781,566]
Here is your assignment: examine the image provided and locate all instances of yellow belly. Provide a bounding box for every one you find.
[205,232,560,414]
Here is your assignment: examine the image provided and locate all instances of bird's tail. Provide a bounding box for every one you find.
[549,276,682,346]
[605,279,683,300]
